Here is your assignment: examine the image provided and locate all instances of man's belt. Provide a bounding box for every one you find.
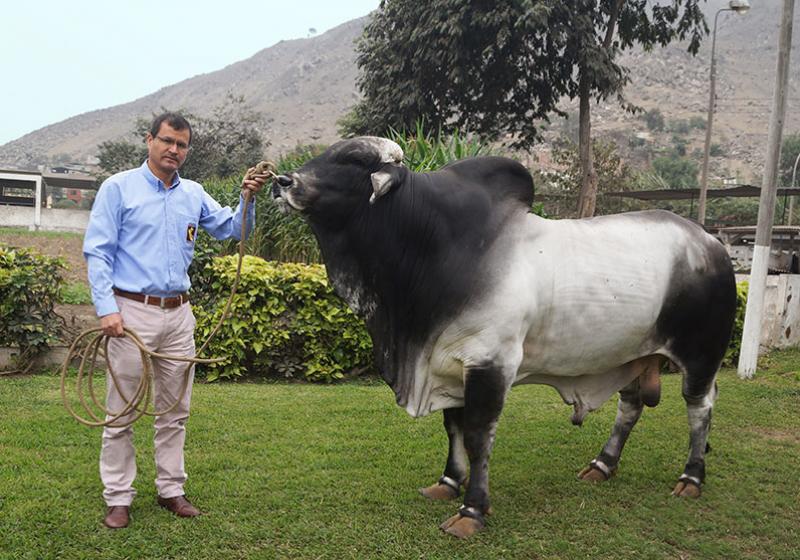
[113,288,190,309]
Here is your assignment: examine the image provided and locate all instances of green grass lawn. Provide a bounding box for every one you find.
[1,352,799,560]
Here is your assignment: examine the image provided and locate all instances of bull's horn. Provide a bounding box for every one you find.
[363,136,404,164]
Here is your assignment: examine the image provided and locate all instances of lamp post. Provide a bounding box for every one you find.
[697,0,751,225]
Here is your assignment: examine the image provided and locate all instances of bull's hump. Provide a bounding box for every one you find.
[436,156,534,210]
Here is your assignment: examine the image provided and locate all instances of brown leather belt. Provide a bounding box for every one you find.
[113,288,189,309]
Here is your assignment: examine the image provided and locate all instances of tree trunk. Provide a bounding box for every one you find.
[575,0,623,218]
[576,72,598,218]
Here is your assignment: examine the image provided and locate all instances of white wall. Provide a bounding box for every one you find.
[0,206,89,232]
[736,273,800,350]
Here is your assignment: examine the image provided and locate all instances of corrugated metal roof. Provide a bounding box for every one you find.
[605,185,800,201]
[41,172,97,190]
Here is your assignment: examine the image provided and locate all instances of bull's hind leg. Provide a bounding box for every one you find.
[578,355,662,482]
[420,407,467,500]
[672,371,719,498]
[579,378,644,482]
[440,364,509,539]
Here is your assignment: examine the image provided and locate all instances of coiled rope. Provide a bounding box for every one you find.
[60,161,277,428]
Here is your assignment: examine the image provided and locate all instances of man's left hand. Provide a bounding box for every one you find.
[242,167,270,196]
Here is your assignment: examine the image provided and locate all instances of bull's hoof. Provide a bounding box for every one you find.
[420,475,460,500]
[671,478,702,498]
[439,507,485,539]
[420,483,459,500]
[578,460,614,482]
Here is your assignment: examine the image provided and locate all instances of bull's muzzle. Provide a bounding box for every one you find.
[272,174,293,199]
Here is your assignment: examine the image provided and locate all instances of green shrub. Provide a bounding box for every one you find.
[0,245,64,367]
[643,109,665,132]
[193,255,372,382]
[652,155,699,189]
[723,281,748,366]
[59,281,92,305]
[668,119,690,135]
[689,116,706,130]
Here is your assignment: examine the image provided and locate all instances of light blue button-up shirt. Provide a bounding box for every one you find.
[83,161,254,317]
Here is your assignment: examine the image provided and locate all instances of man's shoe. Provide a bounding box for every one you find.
[103,506,130,529]
[157,495,202,517]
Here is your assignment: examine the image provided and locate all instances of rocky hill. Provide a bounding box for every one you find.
[1,0,798,183]
[585,0,800,182]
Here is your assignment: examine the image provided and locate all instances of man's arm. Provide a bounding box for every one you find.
[83,181,124,336]
[199,171,268,240]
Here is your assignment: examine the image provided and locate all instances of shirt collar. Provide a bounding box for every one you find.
[140,160,182,190]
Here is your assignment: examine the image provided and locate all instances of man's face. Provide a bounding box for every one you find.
[146,122,191,180]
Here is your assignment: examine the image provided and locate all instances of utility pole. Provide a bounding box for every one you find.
[738,0,795,379]
[697,1,750,225]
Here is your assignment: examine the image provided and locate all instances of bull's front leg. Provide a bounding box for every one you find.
[440,364,508,539]
[420,407,467,500]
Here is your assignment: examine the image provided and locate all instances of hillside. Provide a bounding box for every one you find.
[1,0,798,183]
[0,17,365,168]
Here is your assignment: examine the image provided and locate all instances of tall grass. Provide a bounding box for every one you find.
[387,122,493,172]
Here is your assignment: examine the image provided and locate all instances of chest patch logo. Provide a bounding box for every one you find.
[186,224,197,243]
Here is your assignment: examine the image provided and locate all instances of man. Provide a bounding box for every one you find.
[83,112,269,529]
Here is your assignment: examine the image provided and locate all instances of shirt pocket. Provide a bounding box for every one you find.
[175,212,199,268]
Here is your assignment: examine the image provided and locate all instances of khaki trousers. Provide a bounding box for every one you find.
[100,295,196,506]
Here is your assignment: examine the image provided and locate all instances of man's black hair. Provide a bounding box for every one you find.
[150,112,193,144]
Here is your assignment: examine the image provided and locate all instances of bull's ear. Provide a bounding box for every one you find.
[369,163,403,204]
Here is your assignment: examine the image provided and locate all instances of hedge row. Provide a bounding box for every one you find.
[192,255,373,383]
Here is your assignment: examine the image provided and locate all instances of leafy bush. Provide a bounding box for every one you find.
[643,109,665,132]
[193,255,372,382]
[689,116,706,130]
[59,281,93,305]
[709,143,725,157]
[652,155,699,189]
[668,119,690,135]
[723,281,748,367]
[671,135,688,156]
[0,245,64,369]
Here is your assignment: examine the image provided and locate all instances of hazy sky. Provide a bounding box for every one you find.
[0,0,381,146]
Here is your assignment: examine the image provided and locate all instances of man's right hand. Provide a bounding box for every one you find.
[100,312,124,337]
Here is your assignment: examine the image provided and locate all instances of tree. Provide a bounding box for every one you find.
[345,1,708,217]
[96,95,268,183]
[96,139,146,180]
[546,138,636,216]
[652,154,699,189]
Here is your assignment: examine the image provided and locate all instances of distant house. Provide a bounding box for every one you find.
[0,168,97,231]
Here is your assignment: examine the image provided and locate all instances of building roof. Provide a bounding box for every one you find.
[42,171,97,190]
[0,169,97,190]
[604,185,800,201]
